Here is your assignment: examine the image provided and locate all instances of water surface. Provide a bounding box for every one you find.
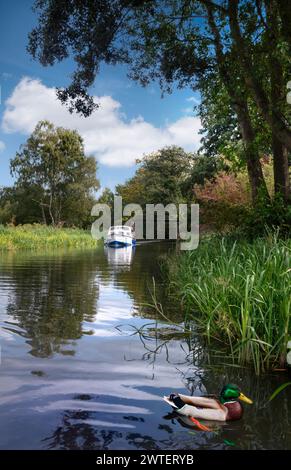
[0,243,290,450]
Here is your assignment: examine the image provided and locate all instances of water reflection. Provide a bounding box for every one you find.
[105,246,135,271]
[1,251,98,357]
[0,244,290,450]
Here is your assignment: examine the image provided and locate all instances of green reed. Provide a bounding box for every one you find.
[165,234,291,374]
[0,224,98,250]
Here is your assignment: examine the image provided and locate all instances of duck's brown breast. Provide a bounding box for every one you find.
[224,401,243,421]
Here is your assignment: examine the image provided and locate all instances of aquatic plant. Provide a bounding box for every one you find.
[165,234,291,374]
[0,224,98,251]
[268,382,291,402]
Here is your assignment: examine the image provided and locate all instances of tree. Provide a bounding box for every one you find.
[226,0,290,201]
[96,187,115,224]
[0,185,45,225]
[96,187,115,207]
[28,0,291,202]
[188,1,289,201]
[198,71,272,174]
[10,121,99,226]
[116,146,197,207]
[0,187,16,225]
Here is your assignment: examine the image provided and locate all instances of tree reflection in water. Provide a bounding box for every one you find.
[3,250,99,357]
[43,409,122,450]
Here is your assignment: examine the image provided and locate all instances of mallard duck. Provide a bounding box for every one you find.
[163,384,253,426]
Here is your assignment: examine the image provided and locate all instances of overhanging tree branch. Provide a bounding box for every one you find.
[228,0,291,151]
[205,1,268,202]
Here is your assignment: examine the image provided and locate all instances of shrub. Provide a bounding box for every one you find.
[193,171,251,231]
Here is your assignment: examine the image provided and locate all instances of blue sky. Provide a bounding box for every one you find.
[0,0,201,191]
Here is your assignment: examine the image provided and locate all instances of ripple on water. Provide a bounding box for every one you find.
[0,244,291,450]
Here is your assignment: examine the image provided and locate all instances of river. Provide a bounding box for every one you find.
[0,242,290,450]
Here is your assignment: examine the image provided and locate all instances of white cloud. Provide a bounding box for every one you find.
[187,96,200,104]
[2,77,201,167]
[0,141,5,152]
[182,106,194,114]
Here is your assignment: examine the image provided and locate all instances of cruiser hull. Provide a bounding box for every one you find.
[105,235,136,247]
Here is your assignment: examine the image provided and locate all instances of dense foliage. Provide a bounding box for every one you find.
[117,146,197,206]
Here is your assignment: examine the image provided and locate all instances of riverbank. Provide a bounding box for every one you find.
[164,234,291,374]
[0,224,98,250]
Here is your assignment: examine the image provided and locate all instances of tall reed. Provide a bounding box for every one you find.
[0,224,98,250]
[165,234,291,374]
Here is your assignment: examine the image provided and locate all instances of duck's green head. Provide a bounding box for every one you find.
[220,384,253,405]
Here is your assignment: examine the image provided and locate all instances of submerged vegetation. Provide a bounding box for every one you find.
[0,224,98,251]
[164,234,291,374]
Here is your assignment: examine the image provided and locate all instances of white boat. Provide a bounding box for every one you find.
[105,225,136,247]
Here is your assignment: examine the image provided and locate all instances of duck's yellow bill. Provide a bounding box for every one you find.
[239,392,253,404]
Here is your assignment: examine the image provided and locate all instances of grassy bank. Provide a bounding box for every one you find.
[164,234,291,374]
[0,224,98,251]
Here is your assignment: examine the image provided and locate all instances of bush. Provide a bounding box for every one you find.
[193,161,290,237]
[193,171,251,231]
[243,194,291,238]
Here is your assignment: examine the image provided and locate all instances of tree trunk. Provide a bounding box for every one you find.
[272,139,290,201]
[48,192,55,225]
[228,0,291,152]
[234,101,268,202]
[268,0,290,202]
[205,3,269,204]
[40,201,47,225]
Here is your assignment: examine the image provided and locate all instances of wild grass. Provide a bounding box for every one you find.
[165,234,291,374]
[0,224,98,251]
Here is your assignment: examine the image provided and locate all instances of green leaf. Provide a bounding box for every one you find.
[223,439,236,447]
[268,382,291,402]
